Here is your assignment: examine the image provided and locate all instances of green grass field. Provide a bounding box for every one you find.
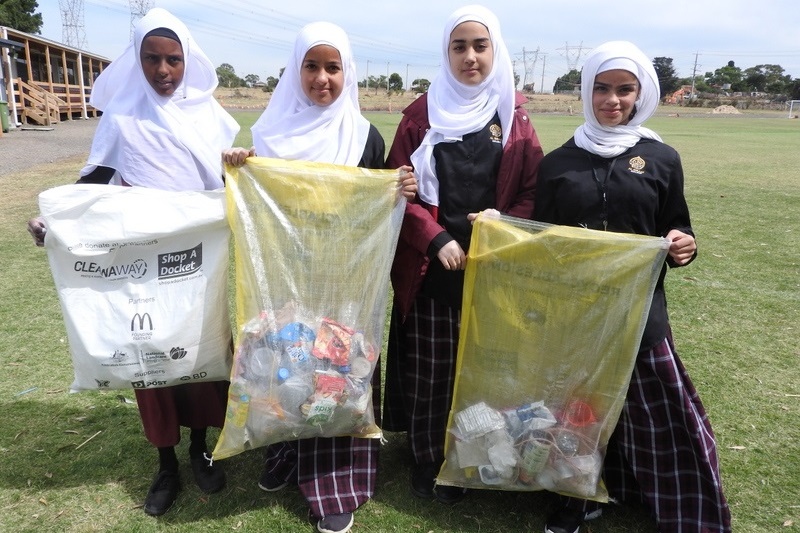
[1,111,798,532]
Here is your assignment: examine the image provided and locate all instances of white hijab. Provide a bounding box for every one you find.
[574,40,662,158]
[82,7,240,190]
[411,5,515,206]
[250,21,370,166]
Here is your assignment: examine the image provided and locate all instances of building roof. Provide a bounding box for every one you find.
[0,37,24,51]
[1,26,111,61]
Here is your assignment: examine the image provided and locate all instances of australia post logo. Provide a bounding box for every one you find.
[158,243,203,280]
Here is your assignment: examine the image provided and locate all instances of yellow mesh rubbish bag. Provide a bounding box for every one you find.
[213,157,404,461]
[437,215,669,502]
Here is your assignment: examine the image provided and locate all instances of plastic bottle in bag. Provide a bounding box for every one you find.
[278,374,314,416]
[226,383,250,428]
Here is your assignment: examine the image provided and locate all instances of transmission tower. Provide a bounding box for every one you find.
[58,0,87,50]
[557,42,589,72]
[129,0,155,39]
[517,47,540,91]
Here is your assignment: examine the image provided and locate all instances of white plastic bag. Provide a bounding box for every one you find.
[39,184,233,392]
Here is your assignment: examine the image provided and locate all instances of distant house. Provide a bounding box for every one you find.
[665,85,695,104]
[1,26,111,129]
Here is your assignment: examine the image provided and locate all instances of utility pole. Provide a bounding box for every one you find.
[521,48,528,89]
[365,60,369,91]
[540,53,546,94]
[689,52,700,100]
[129,0,154,39]
[406,64,409,91]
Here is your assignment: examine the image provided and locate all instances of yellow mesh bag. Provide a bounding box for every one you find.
[213,158,404,460]
[437,215,669,501]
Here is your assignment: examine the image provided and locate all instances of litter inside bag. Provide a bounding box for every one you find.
[222,304,378,445]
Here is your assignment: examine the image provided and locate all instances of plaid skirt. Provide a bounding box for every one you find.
[564,332,732,532]
[382,295,460,465]
[262,361,382,518]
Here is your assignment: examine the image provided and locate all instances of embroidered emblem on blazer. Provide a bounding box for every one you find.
[489,124,502,143]
[628,156,646,174]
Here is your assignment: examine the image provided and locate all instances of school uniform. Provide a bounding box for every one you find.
[534,40,731,533]
[380,6,544,488]
[73,7,240,515]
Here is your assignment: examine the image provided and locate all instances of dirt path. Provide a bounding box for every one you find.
[1,119,98,176]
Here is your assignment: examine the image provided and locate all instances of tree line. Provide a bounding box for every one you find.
[215,63,433,95]
[553,58,800,101]
[222,58,800,101]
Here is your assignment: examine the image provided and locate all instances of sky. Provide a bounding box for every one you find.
[38,0,800,93]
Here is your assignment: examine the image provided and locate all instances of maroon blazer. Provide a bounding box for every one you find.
[387,92,544,319]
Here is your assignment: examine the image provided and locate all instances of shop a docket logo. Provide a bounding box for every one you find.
[159,243,203,280]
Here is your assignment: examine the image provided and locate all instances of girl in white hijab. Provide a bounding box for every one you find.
[534,41,731,533]
[223,21,415,199]
[225,22,413,533]
[573,40,662,158]
[27,8,239,518]
[382,4,543,507]
[84,7,239,190]
[410,4,516,206]
[249,21,371,165]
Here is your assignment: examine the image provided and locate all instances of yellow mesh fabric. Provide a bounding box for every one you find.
[213,158,403,460]
[438,215,669,501]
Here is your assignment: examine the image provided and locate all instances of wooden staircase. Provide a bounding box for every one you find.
[13,79,66,126]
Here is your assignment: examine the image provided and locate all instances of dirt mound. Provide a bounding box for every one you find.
[711,105,741,114]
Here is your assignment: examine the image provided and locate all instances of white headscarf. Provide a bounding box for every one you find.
[82,7,239,190]
[411,5,515,206]
[250,21,370,166]
[574,40,662,158]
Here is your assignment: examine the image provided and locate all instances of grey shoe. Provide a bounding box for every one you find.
[317,512,354,533]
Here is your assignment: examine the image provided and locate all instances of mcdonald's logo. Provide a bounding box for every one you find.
[131,313,153,331]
